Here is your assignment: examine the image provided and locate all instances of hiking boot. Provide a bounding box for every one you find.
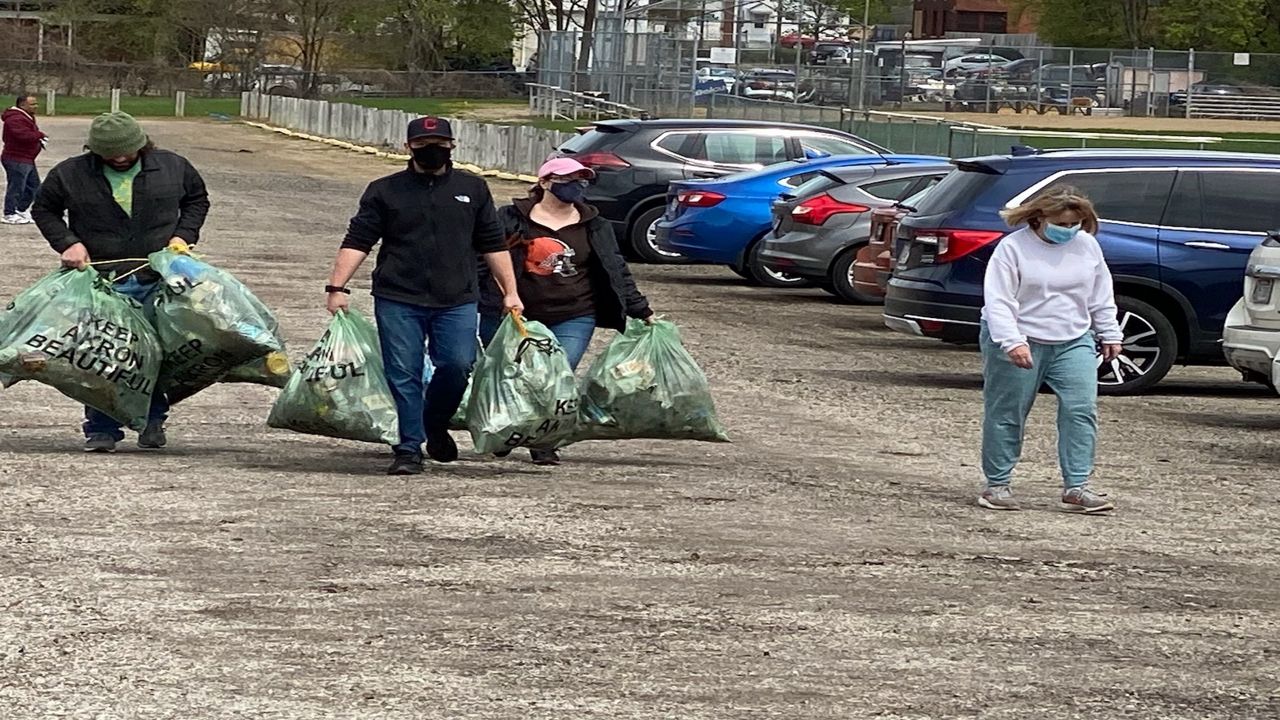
[84,433,118,453]
[530,449,561,466]
[138,423,167,449]
[387,452,424,476]
[1060,486,1115,514]
[425,431,458,463]
[978,485,1020,511]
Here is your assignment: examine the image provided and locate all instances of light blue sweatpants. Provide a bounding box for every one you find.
[980,324,1098,489]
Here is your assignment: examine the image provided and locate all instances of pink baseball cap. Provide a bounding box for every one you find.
[537,157,596,180]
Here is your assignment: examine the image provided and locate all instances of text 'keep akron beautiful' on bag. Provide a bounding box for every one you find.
[149,248,283,404]
[0,268,162,430]
[267,309,399,445]
[466,311,580,454]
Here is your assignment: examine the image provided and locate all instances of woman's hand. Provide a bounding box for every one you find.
[1006,344,1033,369]
[1101,343,1123,363]
[503,292,525,314]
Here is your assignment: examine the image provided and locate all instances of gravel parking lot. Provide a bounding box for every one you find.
[1,118,1277,719]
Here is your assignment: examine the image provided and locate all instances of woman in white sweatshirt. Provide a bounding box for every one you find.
[978,187,1122,513]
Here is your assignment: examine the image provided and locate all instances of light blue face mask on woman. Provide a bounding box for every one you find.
[1043,222,1081,244]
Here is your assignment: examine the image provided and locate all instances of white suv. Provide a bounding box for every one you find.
[1223,232,1280,390]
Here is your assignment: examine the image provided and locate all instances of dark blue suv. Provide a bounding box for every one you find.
[884,149,1280,395]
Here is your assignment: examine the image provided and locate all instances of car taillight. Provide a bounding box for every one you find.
[574,151,631,170]
[915,229,1005,263]
[676,190,726,207]
[791,194,870,226]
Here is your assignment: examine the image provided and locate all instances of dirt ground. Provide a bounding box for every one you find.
[0,118,1277,719]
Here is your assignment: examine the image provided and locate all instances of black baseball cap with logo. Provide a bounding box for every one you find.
[407,116,453,142]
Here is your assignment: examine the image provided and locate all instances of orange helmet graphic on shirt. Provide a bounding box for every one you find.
[525,236,579,277]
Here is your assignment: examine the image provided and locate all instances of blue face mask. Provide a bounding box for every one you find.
[1043,222,1081,244]
[548,180,587,204]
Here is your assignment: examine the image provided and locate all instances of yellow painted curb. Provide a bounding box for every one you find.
[241,121,539,184]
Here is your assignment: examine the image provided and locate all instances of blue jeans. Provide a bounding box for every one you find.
[83,277,171,439]
[375,297,478,455]
[3,159,39,216]
[478,314,596,371]
[980,324,1098,490]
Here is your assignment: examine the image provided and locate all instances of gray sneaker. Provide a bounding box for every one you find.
[84,433,118,453]
[1060,486,1115,514]
[138,423,167,449]
[978,485,1021,511]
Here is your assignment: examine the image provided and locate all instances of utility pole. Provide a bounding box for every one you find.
[576,0,600,92]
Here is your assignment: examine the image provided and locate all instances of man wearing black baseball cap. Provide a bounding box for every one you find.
[325,116,522,476]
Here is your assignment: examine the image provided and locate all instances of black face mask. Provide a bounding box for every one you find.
[548,181,586,204]
[412,145,451,172]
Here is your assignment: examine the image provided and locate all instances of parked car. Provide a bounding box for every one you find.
[551,119,890,263]
[1222,231,1280,390]
[811,42,852,66]
[943,54,1011,77]
[653,154,943,287]
[852,186,937,302]
[758,162,951,300]
[697,66,740,94]
[884,149,1280,395]
[738,68,813,102]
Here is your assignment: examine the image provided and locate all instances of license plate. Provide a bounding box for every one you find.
[1252,278,1274,304]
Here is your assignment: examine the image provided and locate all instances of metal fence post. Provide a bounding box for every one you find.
[1147,47,1156,117]
[1186,48,1195,119]
[110,88,121,113]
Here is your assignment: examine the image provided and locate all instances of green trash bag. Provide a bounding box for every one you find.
[149,248,283,403]
[0,268,162,430]
[267,309,398,445]
[574,318,729,443]
[466,312,579,454]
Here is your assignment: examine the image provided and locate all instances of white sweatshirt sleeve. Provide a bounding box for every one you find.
[1088,248,1123,343]
[983,242,1026,352]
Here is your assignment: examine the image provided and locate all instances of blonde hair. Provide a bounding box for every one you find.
[999,185,1099,235]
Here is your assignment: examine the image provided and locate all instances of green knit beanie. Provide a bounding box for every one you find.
[87,112,147,157]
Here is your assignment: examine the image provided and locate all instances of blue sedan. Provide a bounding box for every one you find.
[653,153,944,285]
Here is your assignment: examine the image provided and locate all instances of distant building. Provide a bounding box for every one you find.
[912,0,1036,38]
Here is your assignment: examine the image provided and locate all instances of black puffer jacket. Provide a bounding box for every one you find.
[479,199,651,331]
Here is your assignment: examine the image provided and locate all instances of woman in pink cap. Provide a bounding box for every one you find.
[478,156,654,466]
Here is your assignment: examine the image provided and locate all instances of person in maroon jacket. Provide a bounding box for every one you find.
[2,94,47,225]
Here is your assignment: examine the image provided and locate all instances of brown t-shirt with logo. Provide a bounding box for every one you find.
[516,207,596,325]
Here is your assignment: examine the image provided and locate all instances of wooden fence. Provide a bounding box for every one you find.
[240,92,573,176]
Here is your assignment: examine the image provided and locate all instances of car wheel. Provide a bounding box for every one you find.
[744,240,811,288]
[1097,296,1177,396]
[828,246,882,305]
[629,206,684,264]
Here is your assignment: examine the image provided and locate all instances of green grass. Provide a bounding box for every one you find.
[51,96,242,118]
[348,97,526,116]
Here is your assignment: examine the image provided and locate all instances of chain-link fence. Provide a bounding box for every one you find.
[533,28,1280,122]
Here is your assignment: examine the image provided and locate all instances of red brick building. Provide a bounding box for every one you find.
[913,0,1037,38]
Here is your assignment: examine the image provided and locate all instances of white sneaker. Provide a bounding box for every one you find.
[1,214,22,225]
[18,210,33,223]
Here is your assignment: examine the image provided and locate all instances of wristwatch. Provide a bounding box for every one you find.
[325,285,351,294]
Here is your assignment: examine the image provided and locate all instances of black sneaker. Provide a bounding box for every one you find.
[84,433,118,453]
[530,449,561,466]
[425,431,459,463]
[387,452,424,476]
[138,423,167,449]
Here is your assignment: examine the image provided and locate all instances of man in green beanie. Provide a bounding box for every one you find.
[32,111,210,453]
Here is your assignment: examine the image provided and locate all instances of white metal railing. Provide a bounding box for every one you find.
[526,83,648,122]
